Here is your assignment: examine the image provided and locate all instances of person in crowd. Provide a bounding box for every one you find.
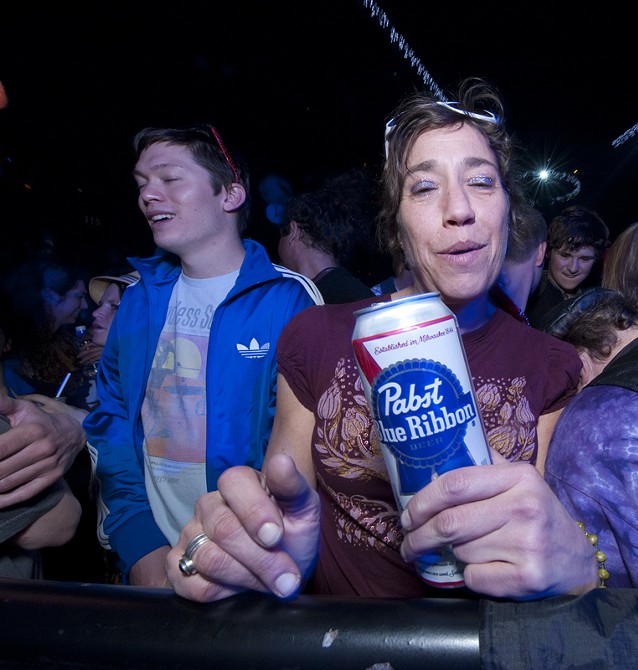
[0,393,85,579]
[0,260,108,580]
[83,269,141,359]
[543,288,638,587]
[526,205,610,329]
[1,259,92,408]
[82,123,323,587]
[277,168,376,304]
[165,79,599,604]
[25,268,142,401]
[490,203,547,323]
[601,220,638,308]
[20,268,140,583]
[537,219,638,342]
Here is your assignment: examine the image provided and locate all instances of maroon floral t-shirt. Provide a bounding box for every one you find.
[277,296,581,597]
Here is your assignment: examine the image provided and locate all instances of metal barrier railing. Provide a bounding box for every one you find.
[1,579,637,669]
[1,578,478,669]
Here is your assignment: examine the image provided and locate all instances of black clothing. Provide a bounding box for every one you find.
[315,267,374,304]
[588,336,638,393]
[525,272,572,329]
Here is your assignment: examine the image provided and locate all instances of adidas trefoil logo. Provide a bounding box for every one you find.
[237,338,270,359]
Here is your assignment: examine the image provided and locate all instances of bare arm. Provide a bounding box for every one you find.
[263,374,317,487]
[129,545,172,588]
[535,409,564,476]
[12,479,81,550]
[0,394,86,508]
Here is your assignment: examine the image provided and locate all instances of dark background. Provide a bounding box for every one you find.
[1,1,636,279]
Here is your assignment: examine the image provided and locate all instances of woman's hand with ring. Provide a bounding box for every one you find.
[166,455,321,603]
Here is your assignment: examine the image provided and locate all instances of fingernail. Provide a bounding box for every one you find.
[257,522,282,547]
[274,573,299,598]
[400,509,412,530]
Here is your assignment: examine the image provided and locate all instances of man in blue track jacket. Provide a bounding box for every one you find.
[84,124,322,586]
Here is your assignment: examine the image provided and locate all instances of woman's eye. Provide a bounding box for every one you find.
[411,179,436,194]
[110,303,120,311]
[468,175,496,188]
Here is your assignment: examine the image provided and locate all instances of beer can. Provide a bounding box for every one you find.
[352,292,491,588]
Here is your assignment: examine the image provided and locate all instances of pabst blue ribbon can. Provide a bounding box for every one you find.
[352,292,491,588]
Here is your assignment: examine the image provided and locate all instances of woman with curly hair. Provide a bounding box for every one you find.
[168,79,600,605]
[2,259,92,408]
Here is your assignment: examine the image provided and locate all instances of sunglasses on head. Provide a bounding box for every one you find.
[384,101,500,158]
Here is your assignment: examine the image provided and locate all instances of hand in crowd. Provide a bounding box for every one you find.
[20,393,89,424]
[0,393,86,508]
[400,449,599,599]
[169,451,598,603]
[167,454,321,602]
[76,341,104,366]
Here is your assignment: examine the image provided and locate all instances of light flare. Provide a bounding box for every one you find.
[518,168,581,204]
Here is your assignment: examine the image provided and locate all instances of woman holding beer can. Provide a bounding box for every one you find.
[168,78,600,603]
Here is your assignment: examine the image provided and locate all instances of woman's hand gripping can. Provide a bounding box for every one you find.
[352,292,491,588]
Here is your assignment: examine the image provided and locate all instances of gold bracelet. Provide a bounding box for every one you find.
[576,522,609,588]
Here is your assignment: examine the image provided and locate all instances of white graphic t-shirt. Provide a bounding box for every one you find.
[142,270,239,545]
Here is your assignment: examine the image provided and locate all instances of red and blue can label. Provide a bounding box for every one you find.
[352,292,491,587]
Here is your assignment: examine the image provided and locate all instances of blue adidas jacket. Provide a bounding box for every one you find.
[84,239,322,578]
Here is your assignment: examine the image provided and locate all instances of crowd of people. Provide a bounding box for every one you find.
[0,76,635,627]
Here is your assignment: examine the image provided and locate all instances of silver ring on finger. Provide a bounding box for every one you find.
[178,532,210,576]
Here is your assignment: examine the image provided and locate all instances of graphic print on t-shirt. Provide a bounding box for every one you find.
[473,374,536,462]
[141,271,238,543]
[143,331,207,463]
